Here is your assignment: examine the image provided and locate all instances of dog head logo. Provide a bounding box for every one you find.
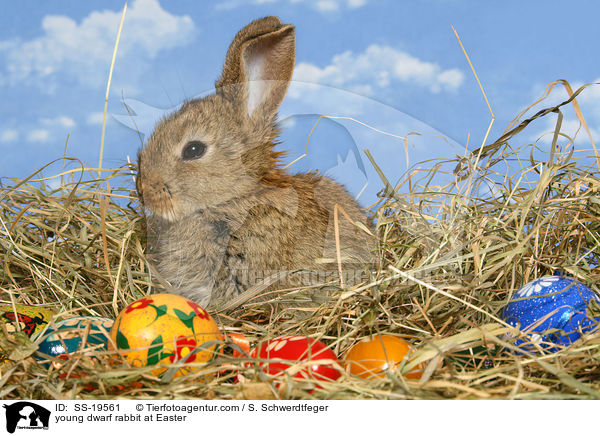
[3,402,50,433]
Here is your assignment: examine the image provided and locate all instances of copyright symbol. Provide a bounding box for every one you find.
[136,404,143,412]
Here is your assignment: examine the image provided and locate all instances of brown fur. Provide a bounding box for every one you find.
[137,17,376,308]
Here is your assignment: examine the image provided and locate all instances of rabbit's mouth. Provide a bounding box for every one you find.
[141,181,179,222]
[146,205,178,222]
[144,201,178,222]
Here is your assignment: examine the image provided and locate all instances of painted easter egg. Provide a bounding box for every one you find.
[110,294,222,377]
[253,335,341,383]
[225,332,251,359]
[0,304,55,339]
[36,317,113,363]
[344,335,423,379]
[219,332,252,382]
[0,304,56,363]
[502,274,600,349]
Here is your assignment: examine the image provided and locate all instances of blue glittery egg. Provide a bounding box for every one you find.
[36,317,113,364]
[503,274,600,349]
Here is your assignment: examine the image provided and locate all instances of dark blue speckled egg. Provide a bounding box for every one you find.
[502,274,600,349]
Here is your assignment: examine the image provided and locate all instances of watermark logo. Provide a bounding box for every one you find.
[117,80,469,305]
[3,402,51,433]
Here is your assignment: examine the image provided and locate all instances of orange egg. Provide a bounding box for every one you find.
[110,294,222,378]
[218,332,252,381]
[225,332,251,358]
[345,335,423,380]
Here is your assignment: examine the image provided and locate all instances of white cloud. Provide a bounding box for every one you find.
[1,119,75,145]
[560,118,599,144]
[291,44,464,97]
[530,80,600,114]
[532,116,599,146]
[0,0,195,88]
[0,129,18,143]
[41,116,76,128]
[216,0,368,12]
[87,112,106,125]
[46,177,62,191]
[313,0,366,11]
[315,0,339,11]
[436,69,465,92]
[27,129,50,143]
[528,80,600,147]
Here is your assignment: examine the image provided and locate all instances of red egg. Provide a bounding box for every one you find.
[253,335,341,382]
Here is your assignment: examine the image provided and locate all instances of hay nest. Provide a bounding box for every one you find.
[1,84,599,400]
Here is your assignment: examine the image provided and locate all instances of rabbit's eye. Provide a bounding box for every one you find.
[181,141,207,160]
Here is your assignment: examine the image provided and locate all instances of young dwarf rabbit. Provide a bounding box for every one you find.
[136,16,375,308]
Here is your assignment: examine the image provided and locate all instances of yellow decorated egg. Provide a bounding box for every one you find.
[110,294,222,377]
[344,335,423,380]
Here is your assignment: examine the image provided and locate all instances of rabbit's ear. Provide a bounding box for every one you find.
[216,17,295,121]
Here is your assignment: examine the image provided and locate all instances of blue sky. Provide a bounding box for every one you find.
[1,0,598,206]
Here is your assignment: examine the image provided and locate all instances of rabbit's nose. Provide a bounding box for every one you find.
[146,180,172,200]
[141,178,177,221]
